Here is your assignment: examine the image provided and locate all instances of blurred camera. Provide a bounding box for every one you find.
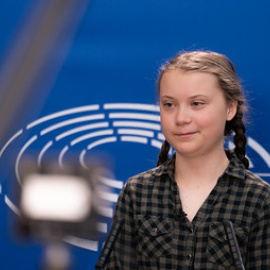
[18,160,111,239]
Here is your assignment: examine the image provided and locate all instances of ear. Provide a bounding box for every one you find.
[226,101,237,121]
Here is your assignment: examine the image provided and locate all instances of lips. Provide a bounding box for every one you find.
[175,132,197,138]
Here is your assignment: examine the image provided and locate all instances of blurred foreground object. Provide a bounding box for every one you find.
[19,163,105,238]
[18,161,112,270]
[21,174,92,223]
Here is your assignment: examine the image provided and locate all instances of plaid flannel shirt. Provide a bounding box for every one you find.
[100,153,270,269]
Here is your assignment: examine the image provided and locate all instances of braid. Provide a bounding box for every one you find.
[228,108,249,169]
[157,140,170,166]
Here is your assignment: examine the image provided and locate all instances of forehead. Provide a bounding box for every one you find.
[160,69,219,86]
[159,69,222,97]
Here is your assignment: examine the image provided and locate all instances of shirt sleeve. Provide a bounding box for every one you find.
[99,181,138,269]
[246,193,270,269]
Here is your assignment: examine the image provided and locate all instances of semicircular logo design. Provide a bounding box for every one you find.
[0,102,270,252]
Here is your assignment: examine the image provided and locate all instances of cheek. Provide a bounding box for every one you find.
[160,111,168,126]
[160,114,172,136]
[160,118,169,133]
[204,111,228,133]
[207,104,228,121]
[197,110,227,130]
[160,111,174,125]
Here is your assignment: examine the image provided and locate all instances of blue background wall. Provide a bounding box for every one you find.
[0,0,270,269]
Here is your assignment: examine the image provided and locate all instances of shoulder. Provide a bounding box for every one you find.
[243,171,270,224]
[123,157,174,191]
[126,166,164,188]
[227,152,270,200]
[243,170,270,205]
[245,170,270,192]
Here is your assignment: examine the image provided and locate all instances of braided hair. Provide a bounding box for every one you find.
[156,51,249,169]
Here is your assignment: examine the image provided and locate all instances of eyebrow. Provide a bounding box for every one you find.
[160,95,174,100]
[160,94,210,100]
[189,94,210,100]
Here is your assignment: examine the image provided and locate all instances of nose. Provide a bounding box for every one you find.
[175,106,191,125]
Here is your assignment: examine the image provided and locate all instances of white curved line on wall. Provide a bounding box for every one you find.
[117,128,154,137]
[40,114,105,136]
[87,137,117,151]
[97,222,108,233]
[38,140,53,167]
[248,137,270,168]
[64,236,98,251]
[56,122,109,141]
[80,149,87,169]
[99,191,119,203]
[109,113,160,122]
[0,129,23,158]
[228,140,234,150]
[100,177,123,189]
[158,133,165,141]
[257,173,270,177]
[15,135,38,185]
[113,121,161,130]
[97,206,113,218]
[151,139,163,149]
[120,136,148,144]
[59,145,69,168]
[5,196,21,216]
[104,103,159,112]
[70,129,114,146]
[27,104,100,129]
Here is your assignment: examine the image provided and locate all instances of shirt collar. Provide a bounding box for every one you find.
[154,154,176,180]
[154,151,246,181]
[224,151,246,180]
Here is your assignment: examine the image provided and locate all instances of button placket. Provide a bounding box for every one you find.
[185,225,195,263]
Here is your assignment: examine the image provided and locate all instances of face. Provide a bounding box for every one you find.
[159,69,237,158]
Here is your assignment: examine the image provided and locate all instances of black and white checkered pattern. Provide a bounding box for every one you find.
[100,153,270,269]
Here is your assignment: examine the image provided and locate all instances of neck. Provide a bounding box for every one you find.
[174,149,229,186]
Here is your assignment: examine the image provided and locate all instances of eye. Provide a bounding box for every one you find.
[162,101,174,108]
[165,102,173,107]
[192,101,204,107]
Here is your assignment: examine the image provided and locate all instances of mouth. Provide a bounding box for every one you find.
[175,132,197,138]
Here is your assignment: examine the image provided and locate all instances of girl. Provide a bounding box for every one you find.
[97,51,270,269]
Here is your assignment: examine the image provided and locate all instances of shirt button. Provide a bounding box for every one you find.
[187,253,192,260]
[152,228,158,233]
